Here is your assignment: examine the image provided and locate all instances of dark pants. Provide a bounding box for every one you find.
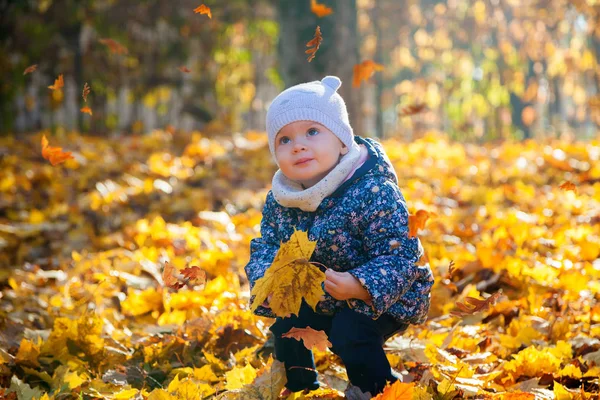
[269,301,408,395]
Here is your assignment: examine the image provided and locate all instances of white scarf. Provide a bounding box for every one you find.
[271,143,365,212]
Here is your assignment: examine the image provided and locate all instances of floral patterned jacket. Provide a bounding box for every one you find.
[244,136,434,324]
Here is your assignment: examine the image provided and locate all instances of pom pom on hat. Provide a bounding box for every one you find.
[266,76,354,163]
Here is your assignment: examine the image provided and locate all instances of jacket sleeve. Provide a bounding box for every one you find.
[346,180,424,319]
[244,191,280,318]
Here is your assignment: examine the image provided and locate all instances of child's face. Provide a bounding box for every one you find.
[274,121,348,188]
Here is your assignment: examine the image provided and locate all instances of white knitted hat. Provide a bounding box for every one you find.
[266,76,354,161]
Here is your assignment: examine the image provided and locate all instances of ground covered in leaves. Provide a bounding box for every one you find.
[1,130,599,399]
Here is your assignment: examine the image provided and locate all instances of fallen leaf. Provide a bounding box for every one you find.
[451,291,502,317]
[306,26,323,63]
[311,0,333,18]
[281,326,332,352]
[41,135,74,166]
[162,261,184,290]
[99,38,128,55]
[48,74,64,91]
[352,60,384,88]
[23,64,38,75]
[194,4,212,18]
[372,380,414,400]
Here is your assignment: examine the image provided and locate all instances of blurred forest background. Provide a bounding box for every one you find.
[1,0,599,141]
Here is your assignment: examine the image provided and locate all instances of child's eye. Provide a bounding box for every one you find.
[279,136,290,145]
[307,128,319,136]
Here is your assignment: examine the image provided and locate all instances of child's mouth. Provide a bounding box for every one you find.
[295,158,314,165]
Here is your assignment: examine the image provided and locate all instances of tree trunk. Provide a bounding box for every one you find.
[276,0,363,134]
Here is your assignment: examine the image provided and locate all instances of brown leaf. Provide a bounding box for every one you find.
[181,266,206,286]
[23,64,38,75]
[41,135,74,166]
[281,326,331,352]
[352,60,384,88]
[451,291,502,317]
[310,0,333,18]
[194,4,212,18]
[305,26,323,63]
[82,82,90,102]
[162,261,185,290]
[99,38,129,55]
[48,74,64,91]
[399,103,427,116]
[179,66,191,73]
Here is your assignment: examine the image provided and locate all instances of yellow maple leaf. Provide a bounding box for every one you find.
[373,380,414,400]
[225,364,258,390]
[553,381,574,400]
[250,229,325,317]
[15,338,40,367]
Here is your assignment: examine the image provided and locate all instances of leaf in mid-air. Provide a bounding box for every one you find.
[41,135,74,166]
[281,326,331,352]
[48,74,64,91]
[408,209,431,238]
[310,0,333,18]
[179,66,191,73]
[305,26,323,63]
[162,262,206,290]
[250,229,325,317]
[194,4,212,18]
[23,64,38,75]
[82,83,90,102]
[80,107,92,115]
[399,103,427,116]
[451,291,502,317]
[99,38,128,55]
[352,60,384,87]
[558,181,577,193]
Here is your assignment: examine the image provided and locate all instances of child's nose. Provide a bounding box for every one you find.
[292,141,307,152]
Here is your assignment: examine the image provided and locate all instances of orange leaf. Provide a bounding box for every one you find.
[559,181,577,193]
[162,261,185,290]
[194,4,212,18]
[82,82,91,102]
[162,262,207,290]
[41,135,74,166]
[352,60,384,88]
[408,209,430,238]
[305,26,323,63]
[99,38,128,55]
[23,64,38,75]
[181,266,206,286]
[48,74,64,91]
[399,103,427,116]
[310,0,333,17]
[179,66,191,73]
[80,107,93,115]
[451,291,501,317]
[281,327,331,352]
[372,380,414,400]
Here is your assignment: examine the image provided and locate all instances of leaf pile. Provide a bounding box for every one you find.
[0,130,599,398]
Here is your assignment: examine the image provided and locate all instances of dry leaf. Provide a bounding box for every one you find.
[194,4,212,18]
[281,327,332,352]
[251,229,326,317]
[99,38,128,55]
[80,107,92,115]
[41,135,74,166]
[162,262,206,290]
[23,64,38,75]
[408,209,431,238]
[558,181,577,193]
[310,0,333,18]
[399,103,427,116]
[372,380,414,400]
[162,261,185,290]
[82,83,90,102]
[305,26,323,63]
[179,66,191,73]
[451,291,502,317]
[48,74,64,91]
[352,60,384,88]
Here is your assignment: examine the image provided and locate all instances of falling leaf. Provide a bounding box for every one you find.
[194,4,212,18]
[162,261,184,290]
[99,38,128,55]
[451,291,502,317]
[181,266,207,286]
[408,209,431,238]
[281,326,332,352]
[48,74,64,91]
[352,60,384,87]
[41,135,74,166]
[23,64,38,75]
[80,107,93,115]
[82,82,90,102]
[558,181,577,193]
[251,229,325,317]
[310,0,333,18]
[162,262,206,290]
[305,26,323,63]
[372,380,414,400]
[179,66,191,73]
[399,103,427,116]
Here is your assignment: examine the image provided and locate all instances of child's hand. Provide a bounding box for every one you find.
[324,269,372,304]
[261,294,273,309]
